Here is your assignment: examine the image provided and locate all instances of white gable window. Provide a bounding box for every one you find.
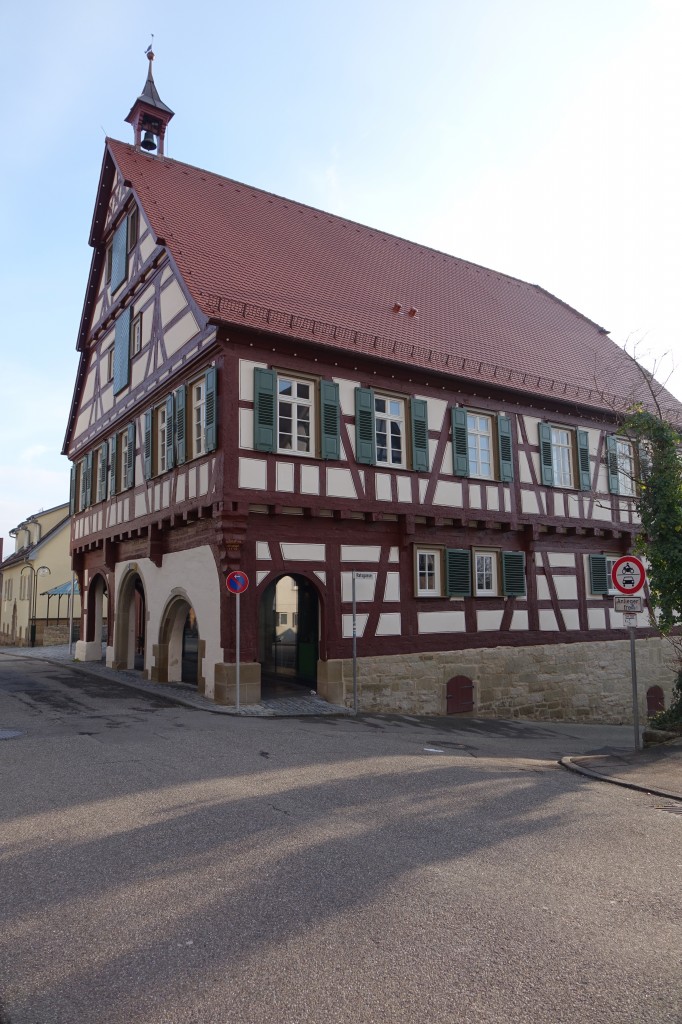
[467,413,493,479]
[375,395,405,467]
[278,376,313,454]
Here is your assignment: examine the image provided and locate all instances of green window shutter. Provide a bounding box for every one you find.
[110,219,128,293]
[175,385,186,465]
[445,548,472,597]
[125,422,136,489]
[144,410,153,480]
[589,554,609,595]
[451,407,469,477]
[410,397,429,472]
[69,464,77,515]
[355,387,376,465]
[109,435,118,496]
[113,307,131,395]
[97,443,108,501]
[497,414,514,482]
[538,422,555,487]
[165,393,175,470]
[638,442,651,483]
[254,367,276,453]
[82,452,93,508]
[605,434,620,494]
[320,379,340,460]
[502,552,526,597]
[577,429,591,490]
[205,367,217,453]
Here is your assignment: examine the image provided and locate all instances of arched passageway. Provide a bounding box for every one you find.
[85,574,108,658]
[156,596,201,686]
[258,574,319,696]
[114,572,146,671]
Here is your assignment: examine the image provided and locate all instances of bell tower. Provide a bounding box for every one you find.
[125,47,174,156]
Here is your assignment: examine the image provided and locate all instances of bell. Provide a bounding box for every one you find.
[140,130,157,152]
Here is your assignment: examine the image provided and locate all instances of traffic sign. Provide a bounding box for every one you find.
[614,596,643,613]
[226,570,249,594]
[610,555,646,595]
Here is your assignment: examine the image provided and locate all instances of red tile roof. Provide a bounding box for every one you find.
[107,139,681,418]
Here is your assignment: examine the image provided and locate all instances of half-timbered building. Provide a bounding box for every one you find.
[63,54,682,720]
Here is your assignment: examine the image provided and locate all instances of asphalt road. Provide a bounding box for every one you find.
[0,655,680,1024]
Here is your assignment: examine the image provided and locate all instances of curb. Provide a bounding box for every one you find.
[558,755,682,802]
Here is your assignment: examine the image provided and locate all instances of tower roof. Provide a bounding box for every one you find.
[125,48,174,125]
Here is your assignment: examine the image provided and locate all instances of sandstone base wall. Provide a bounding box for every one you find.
[322,638,679,723]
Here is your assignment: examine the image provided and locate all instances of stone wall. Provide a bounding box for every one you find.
[323,638,679,724]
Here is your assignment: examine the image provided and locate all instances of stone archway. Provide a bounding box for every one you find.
[258,574,320,695]
[82,574,108,661]
[113,571,146,672]
[154,594,203,688]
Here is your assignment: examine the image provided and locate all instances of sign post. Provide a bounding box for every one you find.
[226,571,249,712]
[611,556,646,752]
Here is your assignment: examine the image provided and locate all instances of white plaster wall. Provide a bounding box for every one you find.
[115,547,223,694]
[554,576,578,601]
[327,467,357,498]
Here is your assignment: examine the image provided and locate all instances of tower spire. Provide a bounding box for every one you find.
[125,45,174,156]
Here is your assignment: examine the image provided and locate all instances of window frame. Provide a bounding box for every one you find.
[374,393,406,469]
[276,373,316,456]
[415,547,443,597]
[550,425,575,489]
[474,549,499,597]
[130,311,143,357]
[467,412,495,480]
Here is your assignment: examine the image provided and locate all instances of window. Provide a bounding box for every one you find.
[130,312,142,356]
[416,549,441,597]
[467,414,494,479]
[278,376,313,454]
[254,369,339,459]
[474,550,498,596]
[354,387,428,469]
[79,452,93,510]
[538,423,590,491]
[451,409,514,481]
[375,395,405,467]
[551,427,573,488]
[415,547,526,598]
[4,579,13,601]
[606,436,636,496]
[20,576,27,601]
[116,422,135,491]
[192,378,207,457]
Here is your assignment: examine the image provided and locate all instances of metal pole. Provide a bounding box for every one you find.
[352,571,358,714]
[236,591,241,712]
[68,575,75,656]
[629,627,641,752]
[31,569,36,647]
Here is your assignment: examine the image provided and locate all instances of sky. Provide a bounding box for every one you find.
[1,0,681,552]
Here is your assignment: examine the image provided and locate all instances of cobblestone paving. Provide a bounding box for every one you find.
[0,645,353,718]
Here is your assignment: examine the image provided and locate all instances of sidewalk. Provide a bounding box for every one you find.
[560,739,682,801]
[0,644,353,718]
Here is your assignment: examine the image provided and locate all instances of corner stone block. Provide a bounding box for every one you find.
[214,662,261,706]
